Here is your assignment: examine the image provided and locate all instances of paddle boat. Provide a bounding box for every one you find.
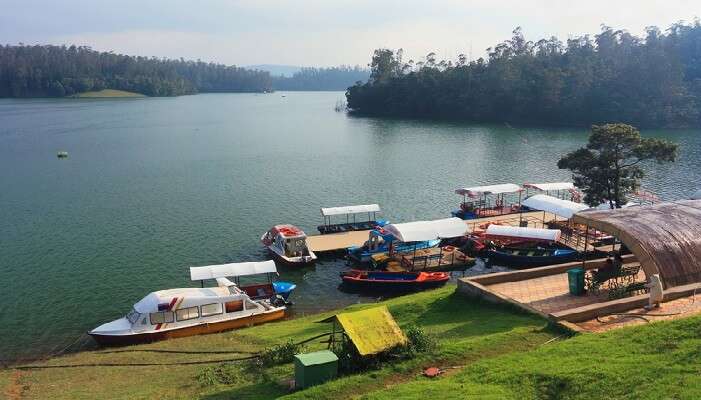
[261,224,317,266]
[340,269,450,292]
[89,261,287,346]
[476,225,579,268]
[451,183,524,220]
[317,204,388,234]
[369,218,475,272]
[346,228,440,264]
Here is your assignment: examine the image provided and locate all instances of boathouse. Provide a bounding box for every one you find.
[458,199,701,331]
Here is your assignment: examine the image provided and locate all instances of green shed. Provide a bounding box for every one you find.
[294,350,338,389]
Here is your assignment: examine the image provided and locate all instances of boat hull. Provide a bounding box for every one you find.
[266,248,317,266]
[485,249,579,269]
[89,308,286,346]
[340,270,450,292]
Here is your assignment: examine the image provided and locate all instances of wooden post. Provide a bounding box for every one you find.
[582,224,589,268]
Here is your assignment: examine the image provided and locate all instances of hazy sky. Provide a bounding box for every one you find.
[2,1,699,67]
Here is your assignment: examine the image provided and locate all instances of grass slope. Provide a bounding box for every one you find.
[73,89,145,98]
[4,286,699,399]
[0,286,555,399]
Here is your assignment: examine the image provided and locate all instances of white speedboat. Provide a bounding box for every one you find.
[261,224,317,265]
[89,261,287,345]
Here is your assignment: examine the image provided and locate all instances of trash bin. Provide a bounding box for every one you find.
[567,267,585,296]
[294,350,338,389]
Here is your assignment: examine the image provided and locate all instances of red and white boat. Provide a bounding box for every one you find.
[261,224,317,265]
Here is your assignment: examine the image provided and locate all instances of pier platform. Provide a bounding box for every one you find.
[306,211,569,254]
[306,230,370,253]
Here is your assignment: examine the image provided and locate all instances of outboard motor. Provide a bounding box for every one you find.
[270,294,287,307]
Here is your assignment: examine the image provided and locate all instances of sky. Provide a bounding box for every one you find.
[1,0,700,67]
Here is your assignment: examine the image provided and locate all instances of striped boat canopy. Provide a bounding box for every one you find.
[383,218,467,242]
[523,182,575,192]
[321,204,381,217]
[455,183,522,197]
[522,194,589,219]
[486,224,561,242]
[190,260,277,281]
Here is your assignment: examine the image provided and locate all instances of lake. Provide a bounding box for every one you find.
[1,92,699,362]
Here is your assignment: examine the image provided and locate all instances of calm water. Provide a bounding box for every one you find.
[1,92,699,361]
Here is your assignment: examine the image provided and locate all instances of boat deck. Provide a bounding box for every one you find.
[306,230,370,253]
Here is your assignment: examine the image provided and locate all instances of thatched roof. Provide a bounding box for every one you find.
[572,200,701,287]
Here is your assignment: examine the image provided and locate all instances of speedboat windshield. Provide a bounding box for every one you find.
[126,309,141,324]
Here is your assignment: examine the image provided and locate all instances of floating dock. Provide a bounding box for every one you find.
[307,211,568,254]
[306,230,370,253]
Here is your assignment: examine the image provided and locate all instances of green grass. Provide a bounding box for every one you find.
[73,89,145,98]
[3,286,699,399]
[0,286,554,399]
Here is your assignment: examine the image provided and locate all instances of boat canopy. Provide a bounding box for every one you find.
[522,194,589,219]
[455,183,522,197]
[485,224,561,242]
[523,182,574,192]
[383,218,467,242]
[321,204,381,217]
[134,287,234,314]
[190,260,277,281]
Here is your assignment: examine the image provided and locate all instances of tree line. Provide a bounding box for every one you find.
[272,66,369,91]
[346,21,701,128]
[0,44,272,97]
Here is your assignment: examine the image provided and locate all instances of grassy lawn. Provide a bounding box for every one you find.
[5,285,699,399]
[73,89,146,98]
[0,286,556,399]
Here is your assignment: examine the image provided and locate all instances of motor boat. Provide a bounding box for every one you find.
[261,224,317,265]
[89,261,289,345]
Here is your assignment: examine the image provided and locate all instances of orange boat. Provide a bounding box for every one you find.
[340,269,450,292]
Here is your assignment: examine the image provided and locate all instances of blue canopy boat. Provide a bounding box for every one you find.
[346,228,440,264]
[485,246,579,269]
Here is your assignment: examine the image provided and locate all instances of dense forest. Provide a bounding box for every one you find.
[346,21,701,128]
[272,66,369,91]
[0,45,272,97]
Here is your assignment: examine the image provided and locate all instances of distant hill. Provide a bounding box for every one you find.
[0,44,272,97]
[246,64,302,77]
[272,66,370,91]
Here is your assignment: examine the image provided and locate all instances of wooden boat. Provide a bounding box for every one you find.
[340,269,450,291]
[451,184,524,220]
[261,224,317,265]
[347,228,440,264]
[89,261,289,346]
[485,246,579,269]
[317,204,388,234]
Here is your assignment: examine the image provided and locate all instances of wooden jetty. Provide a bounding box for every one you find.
[306,230,370,253]
[306,210,572,254]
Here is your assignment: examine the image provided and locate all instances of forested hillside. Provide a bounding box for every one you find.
[0,45,272,97]
[346,22,701,128]
[272,66,369,91]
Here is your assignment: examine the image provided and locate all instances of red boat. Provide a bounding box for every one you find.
[340,269,450,291]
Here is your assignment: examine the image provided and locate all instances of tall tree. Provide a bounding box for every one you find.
[557,123,678,208]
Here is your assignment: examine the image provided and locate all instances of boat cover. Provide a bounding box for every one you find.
[319,306,407,356]
[486,224,561,242]
[522,194,589,218]
[523,182,574,192]
[321,204,381,217]
[190,260,277,281]
[455,183,522,197]
[383,218,467,242]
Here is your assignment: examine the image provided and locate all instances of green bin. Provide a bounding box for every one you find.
[567,267,585,296]
[294,350,338,389]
